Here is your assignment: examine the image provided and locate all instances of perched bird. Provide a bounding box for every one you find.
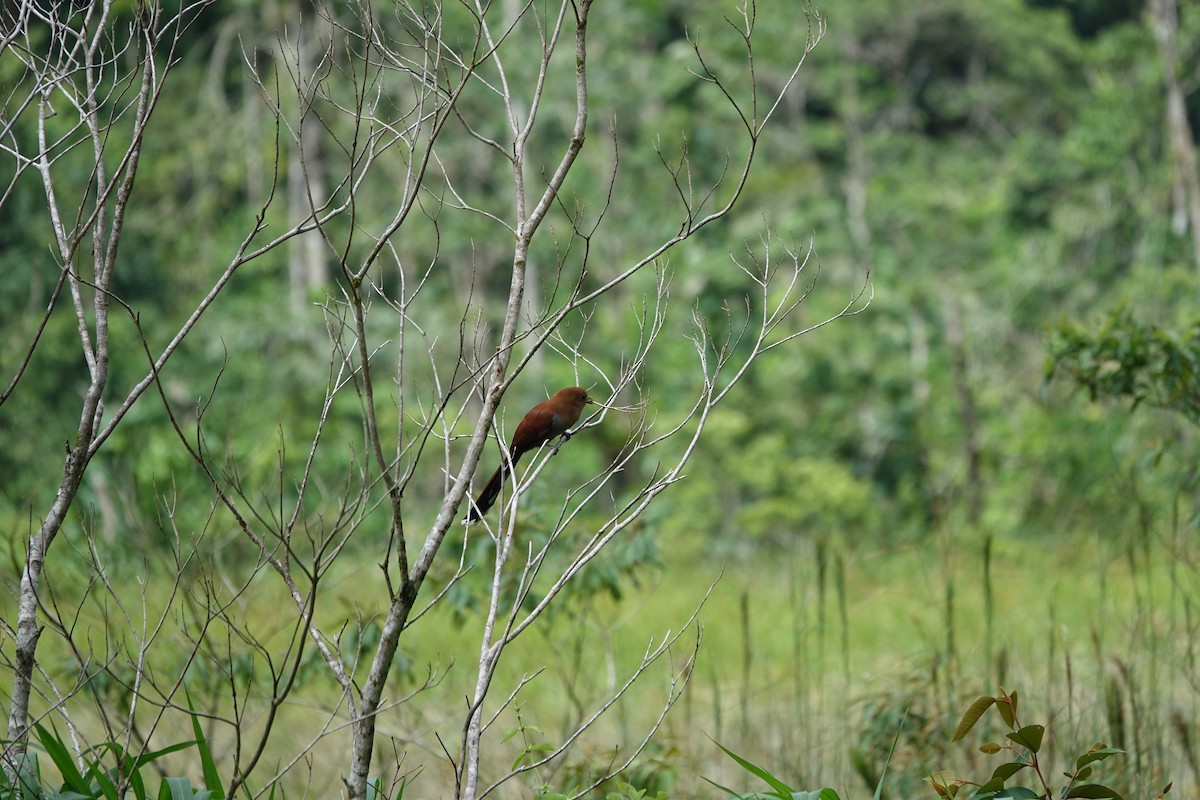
[466,386,594,522]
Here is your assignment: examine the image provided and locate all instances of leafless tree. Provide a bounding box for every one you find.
[0,0,230,776]
[0,0,866,797]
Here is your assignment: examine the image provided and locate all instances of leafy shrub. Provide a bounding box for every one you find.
[929,688,1173,800]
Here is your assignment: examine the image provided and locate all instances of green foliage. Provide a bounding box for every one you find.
[849,676,957,798]
[504,707,557,773]
[600,780,669,800]
[934,688,1173,800]
[704,739,842,800]
[707,687,1175,800]
[507,709,675,799]
[1048,308,1200,425]
[4,0,1200,795]
[0,721,221,800]
[552,741,679,800]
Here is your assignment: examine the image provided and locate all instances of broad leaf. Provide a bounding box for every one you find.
[1006,725,1044,753]
[992,788,1038,799]
[953,696,996,741]
[1076,748,1123,770]
[996,698,1015,729]
[976,778,1005,795]
[1065,785,1123,799]
[991,763,1025,782]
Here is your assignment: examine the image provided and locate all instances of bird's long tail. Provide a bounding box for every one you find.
[466,453,522,522]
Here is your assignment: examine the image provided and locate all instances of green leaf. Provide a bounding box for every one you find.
[129,762,150,800]
[711,739,797,797]
[702,774,795,799]
[994,789,1039,799]
[188,694,224,798]
[158,776,195,800]
[977,777,1006,795]
[697,774,743,797]
[1076,748,1123,770]
[996,698,1015,729]
[91,767,119,800]
[979,742,1002,754]
[872,706,907,800]
[953,696,996,742]
[1065,785,1123,799]
[1006,725,1044,753]
[34,724,88,794]
[128,739,198,771]
[991,763,1025,782]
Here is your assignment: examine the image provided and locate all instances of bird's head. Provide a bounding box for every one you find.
[558,386,594,408]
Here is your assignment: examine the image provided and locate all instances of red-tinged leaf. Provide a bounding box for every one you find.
[925,769,955,787]
[922,775,952,799]
[953,696,996,741]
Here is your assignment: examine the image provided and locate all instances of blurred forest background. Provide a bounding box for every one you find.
[2,0,1199,797]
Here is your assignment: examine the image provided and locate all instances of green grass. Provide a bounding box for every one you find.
[4,521,1196,799]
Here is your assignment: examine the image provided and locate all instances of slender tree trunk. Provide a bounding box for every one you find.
[839,39,871,257]
[943,298,982,526]
[287,6,329,311]
[1149,0,1200,278]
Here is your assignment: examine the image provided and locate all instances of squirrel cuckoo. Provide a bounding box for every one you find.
[466,386,594,522]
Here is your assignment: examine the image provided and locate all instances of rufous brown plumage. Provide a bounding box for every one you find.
[466,386,593,522]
